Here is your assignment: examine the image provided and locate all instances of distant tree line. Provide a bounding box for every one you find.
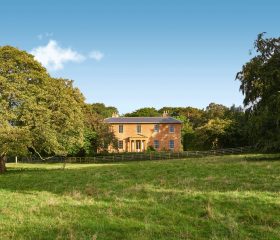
[124,104,248,151]
[1,33,280,173]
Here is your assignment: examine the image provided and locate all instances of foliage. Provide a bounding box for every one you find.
[76,104,118,155]
[236,33,280,151]
[125,107,160,117]
[175,115,195,150]
[204,102,228,119]
[0,46,85,172]
[90,103,118,118]
[146,145,156,152]
[195,118,233,150]
[1,154,280,239]
[159,106,205,127]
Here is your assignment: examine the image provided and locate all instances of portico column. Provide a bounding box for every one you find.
[131,140,134,152]
[127,140,130,152]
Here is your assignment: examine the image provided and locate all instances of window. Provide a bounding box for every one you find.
[169,140,174,149]
[136,124,141,133]
[118,140,123,149]
[154,140,159,149]
[169,125,175,133]
[119,124,123,133]
[154,124,159,132]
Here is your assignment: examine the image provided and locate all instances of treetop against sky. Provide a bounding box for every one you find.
[1,0,280,113]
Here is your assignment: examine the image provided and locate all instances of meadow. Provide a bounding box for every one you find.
[0,154,280,240]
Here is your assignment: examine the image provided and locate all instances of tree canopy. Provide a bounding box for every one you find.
[236,33,280,151]
[125,107,160,117]
[0,46,85,172]
[89,103,118,119]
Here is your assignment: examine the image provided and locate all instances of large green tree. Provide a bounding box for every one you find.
[0,46,85,173]
[236,33,280,151]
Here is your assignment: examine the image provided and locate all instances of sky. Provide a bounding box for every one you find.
[0,0,279,113]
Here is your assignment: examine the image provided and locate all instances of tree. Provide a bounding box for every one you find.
[236,33,280,151]
[0,46,85,173]
[204,103,228,120]
[125,107,160,117]
[195,118,233,150]
[90,103,118,119]
[159,106,205,127]
[77,104,118,155]
[175,115,195,150]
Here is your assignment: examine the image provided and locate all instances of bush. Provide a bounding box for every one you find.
[146,146,156,152]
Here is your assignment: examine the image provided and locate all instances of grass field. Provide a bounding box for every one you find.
[0,154,280,240]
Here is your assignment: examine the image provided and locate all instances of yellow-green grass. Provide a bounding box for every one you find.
[0,154,280,239]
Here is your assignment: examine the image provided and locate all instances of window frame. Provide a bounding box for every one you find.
[118,140,123,149]
[169,140,175,150]
[154,140,159,149]
[169,125,175,133]
[136,124,141,134]
[154,124,159,132]
[118,124,124,133]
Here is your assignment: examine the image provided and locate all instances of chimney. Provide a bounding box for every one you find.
[162,110,169,117]
[112,112,119,118]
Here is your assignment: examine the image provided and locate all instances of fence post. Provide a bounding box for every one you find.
[15,156,18,164]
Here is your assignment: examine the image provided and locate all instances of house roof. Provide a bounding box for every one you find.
[104,117,182,124]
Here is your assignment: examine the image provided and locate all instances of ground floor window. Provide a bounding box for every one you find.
[169,140,174,150]
[118,140,123,149]
[154,140,159,149]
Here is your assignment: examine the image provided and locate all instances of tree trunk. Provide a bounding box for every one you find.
[0,155,7,174]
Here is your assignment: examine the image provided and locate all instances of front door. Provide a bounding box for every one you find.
[136,140,141,152]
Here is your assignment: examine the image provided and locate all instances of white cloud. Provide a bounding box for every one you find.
[89,50,104,61]
[30,40,85,70]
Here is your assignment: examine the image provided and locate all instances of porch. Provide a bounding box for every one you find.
[126,135,148,152]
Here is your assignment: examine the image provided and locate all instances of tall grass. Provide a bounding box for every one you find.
[0,154,280,239]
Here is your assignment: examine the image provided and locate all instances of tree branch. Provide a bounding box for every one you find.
[31,146,56,160]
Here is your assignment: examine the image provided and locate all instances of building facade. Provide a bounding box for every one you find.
[104,116,182,152]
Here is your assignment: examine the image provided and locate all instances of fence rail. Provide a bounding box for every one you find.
[7,146,254,164]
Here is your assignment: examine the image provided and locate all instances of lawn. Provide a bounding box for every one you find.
[0,154,280,240]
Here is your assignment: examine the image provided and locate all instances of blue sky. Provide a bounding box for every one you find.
[1,0,280,113]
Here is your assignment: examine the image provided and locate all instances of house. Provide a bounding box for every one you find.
[104,112,182,152]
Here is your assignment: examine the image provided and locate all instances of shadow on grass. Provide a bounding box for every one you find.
[1,156,280,196]
[244,154,280,162]
[1,156,280,239]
